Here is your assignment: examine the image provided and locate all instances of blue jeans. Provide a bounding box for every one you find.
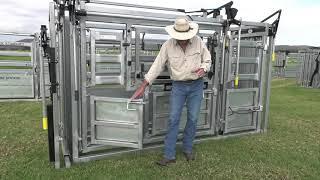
[164,78,203,160]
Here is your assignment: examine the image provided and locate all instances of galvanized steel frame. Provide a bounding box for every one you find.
[45,0,277,168]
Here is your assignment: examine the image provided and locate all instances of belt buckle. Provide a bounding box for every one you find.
[184,79,195,84]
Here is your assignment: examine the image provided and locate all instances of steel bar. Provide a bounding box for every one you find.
[88,0,183,12]
[0,32,34,37]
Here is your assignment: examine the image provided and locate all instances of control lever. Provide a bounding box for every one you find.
[234,19,242,89]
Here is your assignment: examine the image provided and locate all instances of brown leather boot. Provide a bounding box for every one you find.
[156,158,176,166]
[183,152,195,161]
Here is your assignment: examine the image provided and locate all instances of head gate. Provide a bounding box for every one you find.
[40,0,280,168]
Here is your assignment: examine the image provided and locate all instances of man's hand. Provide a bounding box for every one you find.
[130,80,149,100]
[192,68,206,77]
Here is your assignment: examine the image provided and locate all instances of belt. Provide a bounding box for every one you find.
[174,78,203,83]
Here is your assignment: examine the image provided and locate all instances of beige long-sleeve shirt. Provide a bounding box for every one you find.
[144,35,211,84]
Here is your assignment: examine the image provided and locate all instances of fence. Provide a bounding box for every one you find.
[0,33,38,98]
[0,32,52,99]
[273,52,304,79]
[297,51,320,88]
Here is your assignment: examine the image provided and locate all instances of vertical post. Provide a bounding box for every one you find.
[80,18,88,150]
[47,104,55,162]
[29,36,36,99]
[49,2,56,48]
[53,93,60,168]
[70,16,80,162]
[263,37,275,131]
[219,31,229,133]
[134,28,140,88]
[40,36,48,130]
[125,24,133,91]
[90,30,96,86]
[256,35,268,132]
[211,31,222,134]
[62,13,72,163]
[120,32,126,86]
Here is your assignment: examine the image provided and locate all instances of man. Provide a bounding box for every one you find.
[130,17,211,166]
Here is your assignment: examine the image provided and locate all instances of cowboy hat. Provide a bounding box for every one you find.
[165,17,199,40]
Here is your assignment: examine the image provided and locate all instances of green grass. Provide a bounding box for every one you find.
[0,66,32,69]
[0,79,320,179]
[0,55,32,69]
[0,55,31,61]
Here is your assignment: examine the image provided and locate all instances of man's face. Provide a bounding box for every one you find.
[177,39,189,46]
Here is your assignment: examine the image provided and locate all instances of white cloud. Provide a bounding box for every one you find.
[0,0,319,46]
[0,0,50,33]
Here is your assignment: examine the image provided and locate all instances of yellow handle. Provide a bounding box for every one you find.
[42,117,48,130]
[272,52,276,62]
[235,75,239,88]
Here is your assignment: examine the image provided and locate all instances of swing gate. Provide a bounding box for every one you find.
[41,0,280,168]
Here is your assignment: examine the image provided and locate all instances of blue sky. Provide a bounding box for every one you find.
[0,0,319,46]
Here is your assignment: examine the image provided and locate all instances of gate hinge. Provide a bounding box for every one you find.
[78,138,83,151]
[74,90,79,101]
[122,42,130,47]
[75,10,87,17]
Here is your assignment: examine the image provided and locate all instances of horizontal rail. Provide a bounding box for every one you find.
[231,57,259,64]
[95,75,122,84]
[87,54,122,63]
[87,0,183,12]
[0,60,32,67]
[0,32,34,37]
[0,69,33,74]
[0,51,31,57]
[0,42,32,47]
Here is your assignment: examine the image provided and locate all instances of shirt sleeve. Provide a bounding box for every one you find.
[144,42,168,84]
[200,40,212,72]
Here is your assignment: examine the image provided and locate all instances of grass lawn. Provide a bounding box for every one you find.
[0,55,31,61]
[0,79,319,179]
[0,66,32,69]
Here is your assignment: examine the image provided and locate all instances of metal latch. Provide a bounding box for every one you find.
[228,105,263,115]
[126,99,145,111]
[74,90,79,101]
[75,10,87,16]
[252,105,263,112]
[256,42,264,49]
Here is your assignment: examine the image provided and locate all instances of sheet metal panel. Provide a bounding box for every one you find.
[224,88,259,133]
[90,96,143,149]
[0,69,34,98]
